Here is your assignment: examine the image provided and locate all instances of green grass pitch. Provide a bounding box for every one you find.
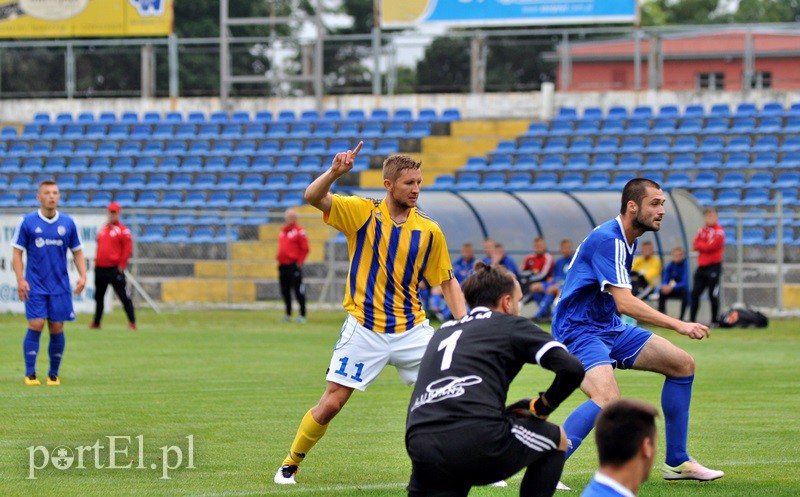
[0,309,798,496]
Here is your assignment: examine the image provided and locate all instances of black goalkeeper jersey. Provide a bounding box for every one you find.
[407,306,579,435]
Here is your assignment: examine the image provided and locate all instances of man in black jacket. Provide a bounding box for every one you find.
[406,261,585,497]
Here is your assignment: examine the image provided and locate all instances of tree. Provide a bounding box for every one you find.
[734,0,800,22]
[416,37,471,93]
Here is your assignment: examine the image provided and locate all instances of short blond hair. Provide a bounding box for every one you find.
[383,154,421,181]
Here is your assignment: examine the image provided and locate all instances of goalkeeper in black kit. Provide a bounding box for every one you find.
[405,261,585,497]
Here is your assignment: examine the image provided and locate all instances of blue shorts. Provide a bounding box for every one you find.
[558,324,653,371]
[25,293,75,322]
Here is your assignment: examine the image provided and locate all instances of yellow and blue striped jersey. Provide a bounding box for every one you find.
[324,194,454,334]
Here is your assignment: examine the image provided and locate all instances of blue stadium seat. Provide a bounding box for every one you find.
[140,226,166,243]
[66,158,88,173]
[594,138,618,154]
[730,118,756,134]
[114,192,136,208]
[757,117,782,134]
[489,155,513,171]
[684,105,705,119]
[719,171,746,189]
[409,122,432,138]
[89,192,113,208]
[530,172,558,190]
[243,124,266,139]
[549,122,573,136]
[169,174,193,191]
[671,137,697,153]
[441,108,462,122]
[741,188,773,207]
[369,109,390,123]
[55,113,73,124]
[251,157,274,172]
[697,153,723,170]
[418,109,437,122]
[254,111,272,123]
[361,123,382,138]
[642,172,664,185]
[482,172,507,190]
[746,171,774,189]
[692,171,718,189]
[735,103,758,117]
[665,172,691,189]
[775,172,800,189]
[676,119,702,135]
[575,121,600,135]
[515,156,539,170]
[620,137,645,154]
[776,189,799,207]
[610,173,636,190]
[565,155,590,171]
[455,173,481,190]
[592,155,617,172]
[725,135,751,152]
[86,125,107,139]
[377,139,399,155]
[207,192,231,208]
[752,136,779,153]
[652,119,676,135]
[288,173,313,190]
[644,155,669,171]
[145,174,168,190]
[275,157,298,172]
[523,122,547,137]
[299,110,319,123]
[507,173,532,190]
[184,192,208,208]
[9,175,32,190]
[190,227,216,244]
[699,118,726,135]
[540,155,564,171]
[265,174,289,190]
[785,118,800,134]
[761,102,784,116]
[0,192,19,207]
[691,189,714,206]
[752,153,778,169]
[230,192,255,208]
[277,111,296,123]
[33,113,50,124]
[100,173,123,190]
[647,137,671,153]
[66,192,89,208]
[255,192,279,208]
[606,106,628,121]
[166,227,191,243]
[544,138,568,154]
[709,104,730,118]
[631,106,653,120]
[599,121,625,136]
[23,158,44,172]
[165,112,183,124]
[241,173,265,190]
[76,174,100,191]
[322,110,343,123]
[781,136,800,153]
[291,122,313,138]
[279,192,303,208]
[429,175,455,191]
[21,192,38,207]
[582,172,611,190]
[714,189,743,207]
[298,157,322,172]
[618,154,643,171]
[194,174,217,189]
[740,228,766,246]
[210,141,233,158]
[626,120,651,136]
[218,174,240,190]
[699,136,725,153]
[346,109,367,122]
[267,123,290,139]
[556,173,584,192]
[725,153,751,169]
[58,174,77,190]
[658,105,679,118]
[765,228,794,246]
[137,192,161,208]
[555,107,578,121]
[393,108,413,123]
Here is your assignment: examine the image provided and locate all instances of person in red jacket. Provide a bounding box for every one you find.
[90,202,136,330]
[277,209,310,323]
[690,208,725,325]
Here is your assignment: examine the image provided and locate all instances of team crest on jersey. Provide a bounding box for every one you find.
[57,226,66,236]
[129,0,164,16]
[35,237,45,248]
[410,375,483,411]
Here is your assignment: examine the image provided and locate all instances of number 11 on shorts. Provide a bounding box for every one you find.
[334,357,365,382]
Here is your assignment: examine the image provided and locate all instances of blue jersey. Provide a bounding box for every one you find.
[552,255,571,283]
[581,473,635,497]
[11,210,82,295]
[481,255,519,279]
[552,217,637,339]
[661,259,688,291]
[452,257,475,285]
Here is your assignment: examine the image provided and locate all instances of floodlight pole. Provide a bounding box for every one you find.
[372,0,382,95]
[220,0,230,107]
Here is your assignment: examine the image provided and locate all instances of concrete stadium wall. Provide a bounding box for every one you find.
[1,88,798,124]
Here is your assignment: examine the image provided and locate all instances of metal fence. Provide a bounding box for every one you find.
[0,22,797,103]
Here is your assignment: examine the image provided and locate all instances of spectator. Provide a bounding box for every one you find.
[658,247,689,320]
[631,241,662,300]
[482,241,519,279]
[91,202,136,330]
[690,208,725,325]
[277,208,309,323]
[521,237,554,320]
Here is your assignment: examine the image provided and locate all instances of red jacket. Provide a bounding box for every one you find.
[277,223,310,266]
[95,221,133,269]
[693,223,725,266]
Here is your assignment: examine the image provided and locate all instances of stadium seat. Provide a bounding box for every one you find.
[618,154,643,171]
[699,136,725,153]
[626,120,651,136]
[243,125,266,139]
[184,192,207,208]
[544,138,568,154]
[709,104,730,118]
[140,226,166,243]
[66,192,89,208]
[455,173,481,190]
[255,192,279,208]
[683,105,705,119]
[100,173,123,190]
[620,138,645,154]
[89,192,113,208]
[530,172,558,190]
[58,174,77,190]
[555,107,578,121]
[190,227,216,244]
[610,173,636,190]
[429,175,455,191]
[671,137,697,153]
[265,174,289,190]
[145,174,168,190]
[0,192,19,207]
[114,192,136,208]
[747,172,774,189]
[775,172,800,189]
[665,172,692,189]
[780,153,800,170]
[298,157,322,172]
[218,174,240,190]
[761,102,784,116]
[166,227,191,243]
[652,119,676,135]
[409,123,432,138]
[523,123,548,137]
[76,174,100,191]
[207,192,231,208]
[730,118,756,134]
[658,105,680,118]
[752,136,779,153]
[137,192,161,208]
[507,173,532,190]
[575,121,600,135]
[565,155,590,171]
[697,153,723,170]
[757,118,782,134]
[691,189,714,206]
[740,228,767,246]
[719,172,746,189]
[515,156,539,170]
[254,111,272,123]
[781,136,800,153]
[540,155,564,171]
[592,155,617,172]
[753,153,778,169]
[482,172,507,190]
[600,121,625,136]
[677,119,702,135]
[549,122,573,136]
[582,172,612,190]
[279,192,303,208]
[489,155,514,171]
[714,189,743,207]
[642,172,664,184]
[741,188,773,207]
[735,103,758,117]
[691,172,718,189]
[644,155,669,171]
[594,138,618,154]
[765,228,794,246]
[647,137,671,153]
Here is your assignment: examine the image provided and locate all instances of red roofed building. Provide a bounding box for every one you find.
[558,29,800,91]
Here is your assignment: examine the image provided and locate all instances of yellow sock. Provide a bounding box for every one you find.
[282,409,329,467]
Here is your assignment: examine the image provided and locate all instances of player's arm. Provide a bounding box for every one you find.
[72,248,87,295]
[304,141,363,214]
[532,346,585,418]
[609,285,709,339]
[440,276,466,320]
[12,248,29,301]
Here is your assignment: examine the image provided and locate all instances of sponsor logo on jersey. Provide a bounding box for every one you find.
[410,375,483,411]
[35,237,45,248]
[57,226,66,236]
[35,238,65,248]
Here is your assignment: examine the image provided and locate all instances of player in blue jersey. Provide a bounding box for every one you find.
[12,180,87,386]
[581,400,659,497]
[552,178,723,488]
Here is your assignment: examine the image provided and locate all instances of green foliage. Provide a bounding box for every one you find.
[416,37,471,93]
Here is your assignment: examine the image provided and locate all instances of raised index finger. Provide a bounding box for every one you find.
[352,141,364,156]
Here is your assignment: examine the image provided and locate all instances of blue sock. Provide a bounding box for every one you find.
[563,400,602,459]
[48,333,66,378]
[535,293,556,318]
[23,329,42,377]
[663,375,694,467]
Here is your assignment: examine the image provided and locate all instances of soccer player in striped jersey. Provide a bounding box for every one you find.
[275,142,466,485]
[552,178,723,489]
